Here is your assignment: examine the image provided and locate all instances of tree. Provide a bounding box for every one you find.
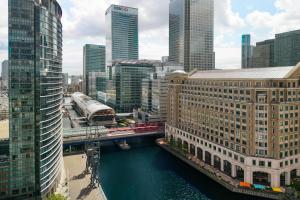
[47,194,67,200]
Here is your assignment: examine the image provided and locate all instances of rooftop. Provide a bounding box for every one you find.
[189,66,298,80]
[0,120,9,139]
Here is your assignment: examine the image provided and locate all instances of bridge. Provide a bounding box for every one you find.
[63,125,165,146]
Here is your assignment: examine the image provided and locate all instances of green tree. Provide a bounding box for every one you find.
[47,194,67,200]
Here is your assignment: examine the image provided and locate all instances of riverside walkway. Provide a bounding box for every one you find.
[64,154,107,200]
[156,138,287,200]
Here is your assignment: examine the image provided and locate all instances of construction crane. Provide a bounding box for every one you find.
[85,125,101,187]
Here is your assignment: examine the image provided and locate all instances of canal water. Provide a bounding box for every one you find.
[99,137,267,200]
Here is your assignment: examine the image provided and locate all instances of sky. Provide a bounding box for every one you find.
[0,0,300,75]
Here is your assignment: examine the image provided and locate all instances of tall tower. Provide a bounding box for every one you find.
[8,0,63,198]
[169,0,215,72]
[105,5,139,68]
[83,44,106,97]
[241,34,253,68]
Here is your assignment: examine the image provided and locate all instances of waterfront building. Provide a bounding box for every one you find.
[1,60,8,90]
[137,65,183,122]
[99,60,158,113]
[83,44,106,96]
[105,5,138,68]
[8,0,63,198]
[169,0,215,72]
[275,30,300,67]
[241,35,253,68]
[166,64,300,188]
[252,39,275,68]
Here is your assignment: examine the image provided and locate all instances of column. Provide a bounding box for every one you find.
[202,150,205,162]
[244,169,253,184]
[297,169,300,176]
[195,147,198,157]
[220,159,224,171]
[231,164,236,178]
[211,155,214,166]
[285,171,291,186]
[271,173,280,187]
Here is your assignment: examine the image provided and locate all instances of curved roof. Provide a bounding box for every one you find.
[71,92,114,120]
[172,70,187,75]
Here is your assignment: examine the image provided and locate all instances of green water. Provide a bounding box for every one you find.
[99,139,267,200]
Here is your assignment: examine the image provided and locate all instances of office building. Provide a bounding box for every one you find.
[105,5,138,67]
[1,60,8,90]
[88,72,106,99]
[247,29,300,68]
[241,35,253,68]
[166,65,300,188]
[137,65,183,122]
[8,0,63,198]
[169,0,215,72]
[83,44,106,96]
[252,39,275,68]
[63,73,69,93]
[275,30,300,66]
[99,60,158,113]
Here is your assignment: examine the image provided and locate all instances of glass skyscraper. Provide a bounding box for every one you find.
[8,0,63,198]
[83,44,106,97]
[105,5,139,67]
[169,0,215,72]
[275,30,300,66]
[241,34,254,68]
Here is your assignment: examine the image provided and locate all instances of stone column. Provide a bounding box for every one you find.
[244,169,253,184]
[202,150,205,162]
[297,169,300,176]
[271,173,280,187]
[231,164,236,178]
[285,171,291,186]
[220,159,224,171]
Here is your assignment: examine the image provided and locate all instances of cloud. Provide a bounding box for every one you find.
[246,0,300,35]
[215,0,245,34]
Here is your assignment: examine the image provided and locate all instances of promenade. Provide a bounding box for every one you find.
[64,154,107,200]
[156,138,286,200]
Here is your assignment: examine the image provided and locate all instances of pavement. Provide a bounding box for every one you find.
[64,154,107,200]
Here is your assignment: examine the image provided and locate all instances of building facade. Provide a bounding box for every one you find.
[83,44,106,96]
[169,0,215,72]
[8,0,63,198]
[241,35,253,68]
[275,30,300,67]
[1,60,8,90]
[166,65,300,188]
[99,60,158,113]
[105,5,138,68]
[252,39,275,68]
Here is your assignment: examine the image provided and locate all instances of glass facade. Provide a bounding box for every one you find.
[241,34,253,68]
[83,44,106,96]
[102,61,157,113]
[8,0,63,198]
[105,5,139,67]
[275,30,300,66]
[169,0,215,72]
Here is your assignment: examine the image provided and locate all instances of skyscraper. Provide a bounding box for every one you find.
[83,44,106,97]
[275,30,300,66]
[241,34,253,68]
[8,0,63,198]
[1,60,8,90]
[105,5,139,67]
[169,0,215,72]
[252,39,275,68]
